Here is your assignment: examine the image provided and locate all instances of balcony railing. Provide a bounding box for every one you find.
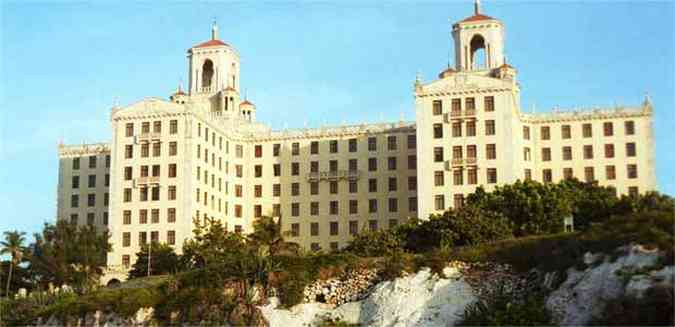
[200,86,213,93]
[465,157,477,165]
[135,176,160,187]
[307,170,361,182]
[136,133,161,143]
[444,110,476,123]
[451,158,464,166]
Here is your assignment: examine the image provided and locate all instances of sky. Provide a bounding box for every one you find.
[0,1,673,240]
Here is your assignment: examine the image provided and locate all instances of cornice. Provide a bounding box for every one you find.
[416,87,512,98]
[520,106,651,124]
[58,143,110,157]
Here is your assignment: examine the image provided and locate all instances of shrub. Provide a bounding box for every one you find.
[343,229,402,257]
[589,284,673,325]
[459,285,552,326]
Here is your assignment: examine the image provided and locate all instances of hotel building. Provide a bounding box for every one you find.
[55,2,656,283]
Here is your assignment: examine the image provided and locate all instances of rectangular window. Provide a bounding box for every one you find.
[605,144,615,158]
[563,168,573,180]
[486,144,496,160]
[124,188,132,202]
[310,141,319,155]
[626,142,636,157]
[254,205,262,218]
[453,169,463,185]
[369,199,378,213]
[562,125,571,139]
[487,168,497,184]
[543,169,552,183]
[388,157,397,170]
[562,146,572,160]
[625,121,635,135]
[584,167,595,182]
[142,122,150,134]
[407,134,416,149]
[627,164,638,179]
[434,147,444,162]
[434,195,445,211]
[387,136,397,150]
[330,140,338,153]
[468,169,477,185]
[139,209,148,224]
[541,126,550,140]
[349,200,358,214]
[125,145,133,159]
[254,165,262,178]
[329,160,338,172]
[255,185,263,198]
[388,177,397,191]
[292,182,300,196]
[291,203,300,217]
[466,121,476,137]
[349,138,357,152]
[153,121,161,133]
[122,210,132,225]
[465,97,475,111]
[485,120,495,135]
[291,162,299,176]
[122,232,131,247]
[349,221,358,235]
[483,95,495,112]
[584,145,594,159]
[274,164,281,176]
[408,154,417,170]
[330,201,339,215]
[73,157,80,170]
[292,142,300,155]
[603,122,613,136]
[434,171,444,186]
[523,126,530,140]
[310,202,319,215]
[87,193,96,207]
[368,137,377,151]
[369,178,377,192]
[583,123,593,138]
[542,148,551,161]
[273,143,280,156]
[72,175,80,188]
[452,146,463,159]
[71,194,79,208]
[141,144,149,158]
[451,98,461,113]
[89,155,97,169]
[606,165,616,180]
[348,159,357,171]
[255,145,263,158]
[409,197,418,212]
[349,180,358,193]
[168,186,176,200]
[168,141,177,156]
[291,223,300,237]
[126,123,134,137]
[388,198,398,212]
[452,122,461,137]
[453,194,464,209]
[167,208,176,223]
[311,222,319,236]
[329,181,338,194]
[169,120,178,134]
[368,158,377,171]
[151,209,160,223]
[432,100,443,115]
[169,163,177,178]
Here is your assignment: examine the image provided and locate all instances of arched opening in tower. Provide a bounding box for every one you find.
[202,59,214,89]
[470,34,487,70]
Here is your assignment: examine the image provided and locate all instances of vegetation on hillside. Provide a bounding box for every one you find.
[1,179,673,326]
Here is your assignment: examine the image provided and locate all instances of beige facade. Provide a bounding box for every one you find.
[55,3,656,283]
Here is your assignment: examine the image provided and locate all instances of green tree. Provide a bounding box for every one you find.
[28,221,110,292]
[180,218,248,269]
[128,242,179,279]
[247,216,299,256]
[1,231,26,297]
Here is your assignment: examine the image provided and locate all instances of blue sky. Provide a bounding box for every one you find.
[1,1,673,239]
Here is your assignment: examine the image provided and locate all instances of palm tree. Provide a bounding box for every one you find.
[1,231,26,297]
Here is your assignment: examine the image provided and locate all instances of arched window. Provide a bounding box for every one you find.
[470,34,487,70]
[202,59,214,89]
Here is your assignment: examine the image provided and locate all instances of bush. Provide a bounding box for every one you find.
[343,229,402,257]
[590,284,673,325]
[459,285,552,326]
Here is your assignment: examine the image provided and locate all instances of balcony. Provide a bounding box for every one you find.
[307,170,361,182]
[444,109,476,122]
[136,133,161,143]
[134,176,160,187]
[465,157,477,165]
[451,158,464,166]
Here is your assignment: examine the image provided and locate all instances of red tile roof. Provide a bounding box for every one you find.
[240,100,254,106]
[459,13,496,23]
[192,39,229,49]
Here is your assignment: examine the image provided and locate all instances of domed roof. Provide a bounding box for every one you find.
[438,67,456,79]
[240,99,254,107]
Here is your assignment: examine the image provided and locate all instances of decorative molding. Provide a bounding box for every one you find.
[58,143,110,157]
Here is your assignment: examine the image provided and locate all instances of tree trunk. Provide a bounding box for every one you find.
[5,261,13,297]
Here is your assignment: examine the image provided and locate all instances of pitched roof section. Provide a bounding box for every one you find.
[459,13,497,23]
[192,39,229,49]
